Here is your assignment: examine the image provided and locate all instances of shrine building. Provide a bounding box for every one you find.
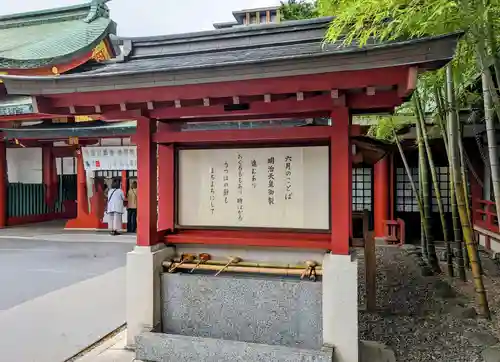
[0,12,461,362]
[0,0,139,229]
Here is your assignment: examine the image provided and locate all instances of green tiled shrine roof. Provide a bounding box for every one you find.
[0,0,116,69]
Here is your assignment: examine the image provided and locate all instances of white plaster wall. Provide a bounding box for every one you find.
[100,138,123,146]
[7,148,42,183]
[56,157,76,175]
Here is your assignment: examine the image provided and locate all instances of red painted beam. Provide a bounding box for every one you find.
[166,230,331,249]
[398,66,418,98]
[153,125,334,144]
[0,113,59,122]
[45,67,411,108]
[158,111,330,123]
[149,95,336,120]
[348,91,402,110]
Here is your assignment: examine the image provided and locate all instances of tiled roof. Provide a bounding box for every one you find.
[0,17,462,95]
[0,0,115,69]
[66,17,461,77]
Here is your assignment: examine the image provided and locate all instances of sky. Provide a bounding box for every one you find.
[0,0,282,37]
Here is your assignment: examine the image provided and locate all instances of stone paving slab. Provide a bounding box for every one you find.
[0,232,136,243]
[0,267,126,362]
[77,330,140,362]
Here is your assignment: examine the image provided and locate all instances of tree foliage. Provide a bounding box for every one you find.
[280,0,319,21]
[314,0,493,315]
[315,0,497,105]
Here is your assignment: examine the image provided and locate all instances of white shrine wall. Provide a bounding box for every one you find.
[55,157,77,175]
[178,146,330,230]
[7,147,42,184]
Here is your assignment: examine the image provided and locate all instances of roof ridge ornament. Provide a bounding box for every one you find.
[84,0,111,23]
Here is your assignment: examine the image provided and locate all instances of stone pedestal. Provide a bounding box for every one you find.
[126,244,175,347]
[323,253,359,362]
[134,251,359,362]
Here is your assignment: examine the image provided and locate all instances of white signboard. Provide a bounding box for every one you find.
[82,146,137,171]
[178,146,330,230]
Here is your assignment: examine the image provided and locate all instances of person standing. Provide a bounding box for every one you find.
[127,181,138,233]
[106,178,125,235]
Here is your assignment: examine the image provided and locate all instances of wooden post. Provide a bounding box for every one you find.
[75,149,89,216]
[374,156,390,237]
[0,142,6,228]
[157,122,178,234]
[136,117,158,247]
[363,209,376,312]
[330,108,351,255]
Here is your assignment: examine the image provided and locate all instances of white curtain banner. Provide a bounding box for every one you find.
[82,146,137,171]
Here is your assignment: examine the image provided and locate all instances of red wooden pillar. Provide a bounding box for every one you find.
[121,170,127,195]
[136,117,158,246]
[157,122,177,233]
[75,149,89,216]
[374,156,390,238]
[42,145,58,208]
[0,142,7,228]
[330,107,351,255]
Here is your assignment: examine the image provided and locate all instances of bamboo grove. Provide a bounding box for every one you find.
[280,0,500,318]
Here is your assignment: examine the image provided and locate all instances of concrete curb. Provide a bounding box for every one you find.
[0,234,136,243]
[67,325,127,362]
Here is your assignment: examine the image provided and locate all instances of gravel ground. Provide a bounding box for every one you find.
[358,245,500,362]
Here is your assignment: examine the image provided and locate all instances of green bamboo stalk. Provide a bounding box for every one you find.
[447,64,490,318]
[417,119,429,261]
[417,110,440,272]
[450,170,467,280]
[458,132,484,275]
[481,72,500,230]
[485,1,500,95]
[414,93,452,276]
[433,84,449,155]
[394,128,434,273]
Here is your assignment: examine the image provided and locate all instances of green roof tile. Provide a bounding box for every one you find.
[0,0,115,70]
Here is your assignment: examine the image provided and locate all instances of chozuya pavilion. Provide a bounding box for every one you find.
[1,16,460,362]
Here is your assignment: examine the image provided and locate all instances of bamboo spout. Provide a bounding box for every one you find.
[166,262,323,278]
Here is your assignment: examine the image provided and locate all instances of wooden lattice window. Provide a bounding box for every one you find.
[396,167,420,212]
[352,167,372,212]
[431,166,451,212]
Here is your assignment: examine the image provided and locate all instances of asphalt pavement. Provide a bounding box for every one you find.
[0,237,133,362]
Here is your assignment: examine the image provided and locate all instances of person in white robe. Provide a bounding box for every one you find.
[106,178,125,235]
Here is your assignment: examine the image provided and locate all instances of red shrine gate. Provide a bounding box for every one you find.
[0,17,461,362]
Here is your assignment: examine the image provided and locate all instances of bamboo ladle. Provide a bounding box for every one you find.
[168,253,196,273]
[190,253,212,273]
[214,256,242,276]
[300,260,318,280]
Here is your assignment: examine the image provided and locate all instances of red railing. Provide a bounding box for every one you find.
[474,199,499,233]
